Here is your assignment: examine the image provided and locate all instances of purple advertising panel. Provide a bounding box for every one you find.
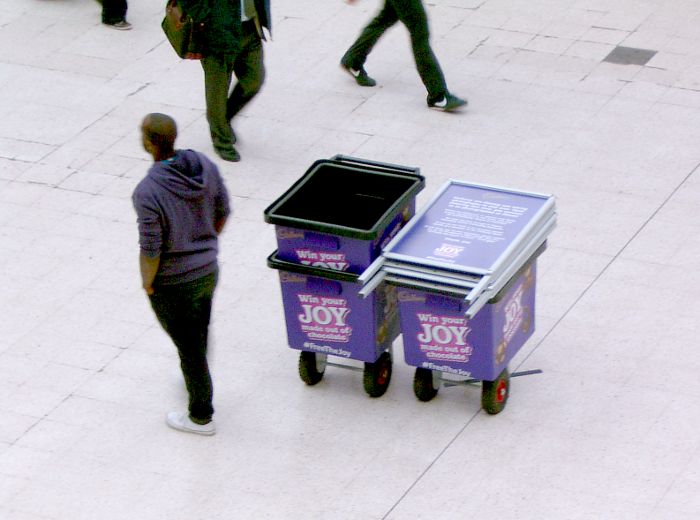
[399,262,537,381]
[275,202,415,274]
[388,183,550,274]
[276,271,399,363]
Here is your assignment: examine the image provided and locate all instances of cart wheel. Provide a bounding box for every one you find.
[481,368,510,415]
[363,352,392,398]
[298,351,324,385]
[413,368,438,402]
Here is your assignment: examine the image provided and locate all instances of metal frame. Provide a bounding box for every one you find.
[484,205,556,283]
[382,260,483,283]
[331,154,420,175]
[383,252,493,276]
[438,369,543,387]
[464,215,556,318]
[309,345,394,374]
[381,180,555,277]
[383,266,479,290]
[384,259,482,283]
[358,180,556,315]
[383,275,470,297]
[358,269,386,298]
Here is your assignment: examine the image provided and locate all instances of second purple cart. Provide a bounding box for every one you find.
[396,254,539,413]
[360,180,556,412]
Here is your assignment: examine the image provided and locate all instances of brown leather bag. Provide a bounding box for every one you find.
[161,0,205,59]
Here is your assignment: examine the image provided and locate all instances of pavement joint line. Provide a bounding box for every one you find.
[3,0,700,514]
[381,410,481,520]
[514,159,700,375]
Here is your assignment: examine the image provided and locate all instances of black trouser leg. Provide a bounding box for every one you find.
[390,0,448,101]
[341,1,399,68]
[102,0,128,24]
[149,271,218,423]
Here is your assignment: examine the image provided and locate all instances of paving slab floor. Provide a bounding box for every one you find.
[1,0,700,518]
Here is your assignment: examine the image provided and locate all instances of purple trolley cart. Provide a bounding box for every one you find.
[359,180,556,413]
[268,253,399,397]
[265,156,424,397]
[396,251,541,413]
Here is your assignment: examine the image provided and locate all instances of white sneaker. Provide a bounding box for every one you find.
[166,411,216,436]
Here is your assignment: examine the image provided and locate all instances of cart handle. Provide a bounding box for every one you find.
[358,255,385,285]
[358,270,387,299]
[442,369,542,387]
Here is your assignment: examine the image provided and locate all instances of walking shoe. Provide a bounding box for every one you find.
[428,93,467,112]
[166,411,216,436]
[214,146,240,162]
[340,59,377,87]
[104,20,132,30]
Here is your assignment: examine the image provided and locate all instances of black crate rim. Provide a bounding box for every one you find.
[267,251,360,282]
[264,158,425,240]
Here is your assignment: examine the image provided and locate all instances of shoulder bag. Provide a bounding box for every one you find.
[161,0,206,60]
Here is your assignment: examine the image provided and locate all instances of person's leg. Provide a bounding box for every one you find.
[341,1,399,69]
[389,0,447,103]
[226,21,265,122]
[177,272,217,423]
[201,54,239,161]
[102,0,128,24]
[149,272,218,424]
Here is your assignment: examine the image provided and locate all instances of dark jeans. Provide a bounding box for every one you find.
[149,270,218,423]
[342,0,447,102]
[201,20,265,151]
[102,0,128,24]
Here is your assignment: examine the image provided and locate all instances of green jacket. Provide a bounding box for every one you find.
[179,0,271,56]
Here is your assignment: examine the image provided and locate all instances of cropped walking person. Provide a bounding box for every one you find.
[341,0,466,111]
[133,113,230,435]
[100,0,131,30]
[179,0,271,162]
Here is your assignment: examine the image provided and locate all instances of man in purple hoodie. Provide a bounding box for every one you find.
[132,113,230,436]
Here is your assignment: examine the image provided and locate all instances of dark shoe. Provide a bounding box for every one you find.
[340,59,376,87]
[214,146,240,162]
[104,20,132,30]
[428,93,467,112]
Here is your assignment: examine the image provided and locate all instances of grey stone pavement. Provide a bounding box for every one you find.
[1,0,700,518]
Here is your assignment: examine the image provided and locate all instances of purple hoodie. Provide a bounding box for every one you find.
[132,149,231,285]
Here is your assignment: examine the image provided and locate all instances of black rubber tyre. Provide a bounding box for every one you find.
[298,351,324,385]
[413,368,438,402]
[481,368,510,414]
[363,352,392,398]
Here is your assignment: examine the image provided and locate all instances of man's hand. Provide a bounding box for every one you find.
[346,0,358,4]
[139,253,161,297]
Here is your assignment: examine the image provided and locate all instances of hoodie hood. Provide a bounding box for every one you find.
[148,149,209,201]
